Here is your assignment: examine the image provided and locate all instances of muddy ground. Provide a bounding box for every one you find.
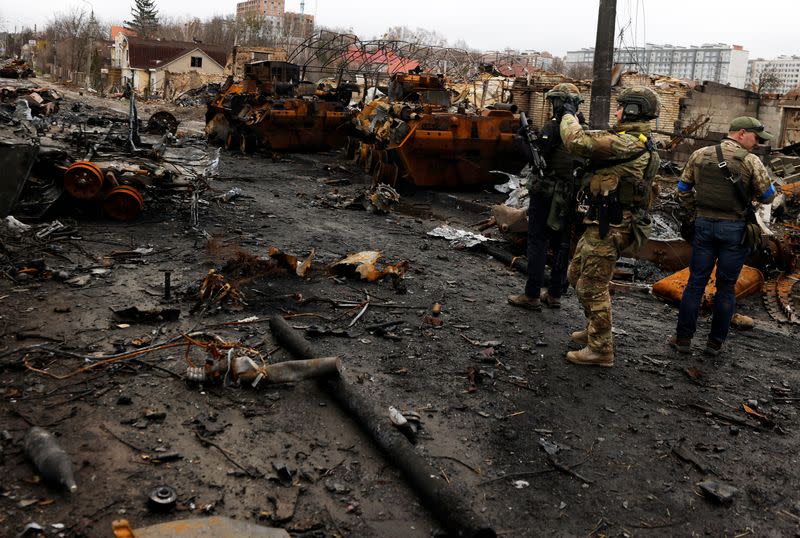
[2,83,800,538]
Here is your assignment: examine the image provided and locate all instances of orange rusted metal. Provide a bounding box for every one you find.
[113,517,290,537]
[652,265,764,306]
[350,71,524,188]
[205,61,356,153]
[63,161,104,199]
[103,185,144,221]
[387,108,523,187]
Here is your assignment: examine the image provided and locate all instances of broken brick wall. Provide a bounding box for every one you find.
[162,71,229,100]
[758,94,800,147]
[512,74,794,162]
[511,72,687,144]
[678,82,760,137]
[511,73,591,130]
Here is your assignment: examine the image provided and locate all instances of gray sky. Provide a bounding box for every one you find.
[2,0,797,59]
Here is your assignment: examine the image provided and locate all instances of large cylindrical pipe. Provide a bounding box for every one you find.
[269,316,495,538]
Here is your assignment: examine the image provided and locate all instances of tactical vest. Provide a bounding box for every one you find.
[529,142,577,197]
[546,144,578,182]
[694,145,749,218]
[596,131,660,210]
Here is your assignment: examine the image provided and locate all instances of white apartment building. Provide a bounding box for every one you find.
[566,43,749,87]
[747,56,800,94]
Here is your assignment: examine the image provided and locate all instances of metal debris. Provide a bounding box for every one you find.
[427,224,495,249]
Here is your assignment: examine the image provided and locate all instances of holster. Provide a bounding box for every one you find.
[588,193,622,238]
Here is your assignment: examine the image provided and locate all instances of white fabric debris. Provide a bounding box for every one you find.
[427,225,494,249]
[491,172,522,194]
[4,216,31,233]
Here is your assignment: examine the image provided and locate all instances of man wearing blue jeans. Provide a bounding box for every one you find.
[670,117,776,355]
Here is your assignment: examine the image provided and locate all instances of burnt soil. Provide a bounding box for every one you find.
[2,87,800,538]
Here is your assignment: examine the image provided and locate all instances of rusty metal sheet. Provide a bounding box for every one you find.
[113,517,290,537]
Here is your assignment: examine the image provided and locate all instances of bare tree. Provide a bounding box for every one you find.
[381,26,448,47]
[550,57,566,75]
[44,9,92,76]
[756,63,783,95]
[566,62,593,80]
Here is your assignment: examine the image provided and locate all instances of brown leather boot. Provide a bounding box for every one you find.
[507,294,541,311]
[540,291,561,309]
[570,329,588,345]
[566,346,614,367]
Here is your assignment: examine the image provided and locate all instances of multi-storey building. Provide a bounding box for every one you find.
[283,11,314,39]
[235,0,314,38]
[566,43,749,87]
[747,56,800,94]
[236,0,285,19]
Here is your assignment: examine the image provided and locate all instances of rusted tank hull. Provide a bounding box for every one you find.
[205,64,355,153]
[245,101,351,152]
[354,110,524,188]
[392,115,522,187]
[207,101,352,153]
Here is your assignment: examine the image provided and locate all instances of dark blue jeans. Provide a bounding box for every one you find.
[525,193,569,298]
[676,217,749,343]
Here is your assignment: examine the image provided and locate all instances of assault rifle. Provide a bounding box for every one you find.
[518,112,547,177]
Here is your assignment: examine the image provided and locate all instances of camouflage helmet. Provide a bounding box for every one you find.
[546,83,582,103]
[617,86,660,120]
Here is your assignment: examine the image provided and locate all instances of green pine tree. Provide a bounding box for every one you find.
[125,0,160,39]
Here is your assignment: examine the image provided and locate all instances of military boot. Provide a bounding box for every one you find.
[540,291,561,309]
[507,294,541,311]
[570,329,588,345]
[566,346,614,367]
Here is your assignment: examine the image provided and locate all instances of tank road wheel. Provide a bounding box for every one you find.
[225,131,241,152]
[103,185,144,221]
[147,110,179,135]
[63,161,104,199]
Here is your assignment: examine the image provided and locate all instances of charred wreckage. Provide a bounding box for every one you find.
[3,32,800,537]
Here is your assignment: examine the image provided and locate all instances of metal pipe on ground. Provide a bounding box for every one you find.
[268,315,496,538]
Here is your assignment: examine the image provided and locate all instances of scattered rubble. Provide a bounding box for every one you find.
[2,59,800,538]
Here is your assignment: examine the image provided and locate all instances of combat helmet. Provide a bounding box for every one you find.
[546,82,582,103]
[617,86,660,120]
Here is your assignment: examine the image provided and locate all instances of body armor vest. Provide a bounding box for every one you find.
[694,145,748,218]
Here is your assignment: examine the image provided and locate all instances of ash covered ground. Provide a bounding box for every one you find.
[1,83,800,538]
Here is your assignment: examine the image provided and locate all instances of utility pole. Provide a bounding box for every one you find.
[589,0,616,129]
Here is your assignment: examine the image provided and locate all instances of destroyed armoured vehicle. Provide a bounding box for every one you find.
[205,61,357,153]
[347,71,524,188]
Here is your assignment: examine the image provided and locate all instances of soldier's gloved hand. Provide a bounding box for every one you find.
[576,111,587,125]
[561,99,578,117]
[589,175,618,195]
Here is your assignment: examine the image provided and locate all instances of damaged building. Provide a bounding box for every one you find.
[113,35,228,98]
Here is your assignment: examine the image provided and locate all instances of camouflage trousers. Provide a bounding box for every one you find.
[567,225,633,354]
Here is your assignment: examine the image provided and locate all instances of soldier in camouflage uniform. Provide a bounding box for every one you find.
[670,117,776,356]
[557,87,661,367]
[508,83,585,311]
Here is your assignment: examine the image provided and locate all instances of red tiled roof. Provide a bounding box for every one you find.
[126,36,227,70]
[344,46,419,74]
[111,26,136,40]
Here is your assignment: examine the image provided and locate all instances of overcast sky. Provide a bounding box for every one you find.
[2,0,797,59]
